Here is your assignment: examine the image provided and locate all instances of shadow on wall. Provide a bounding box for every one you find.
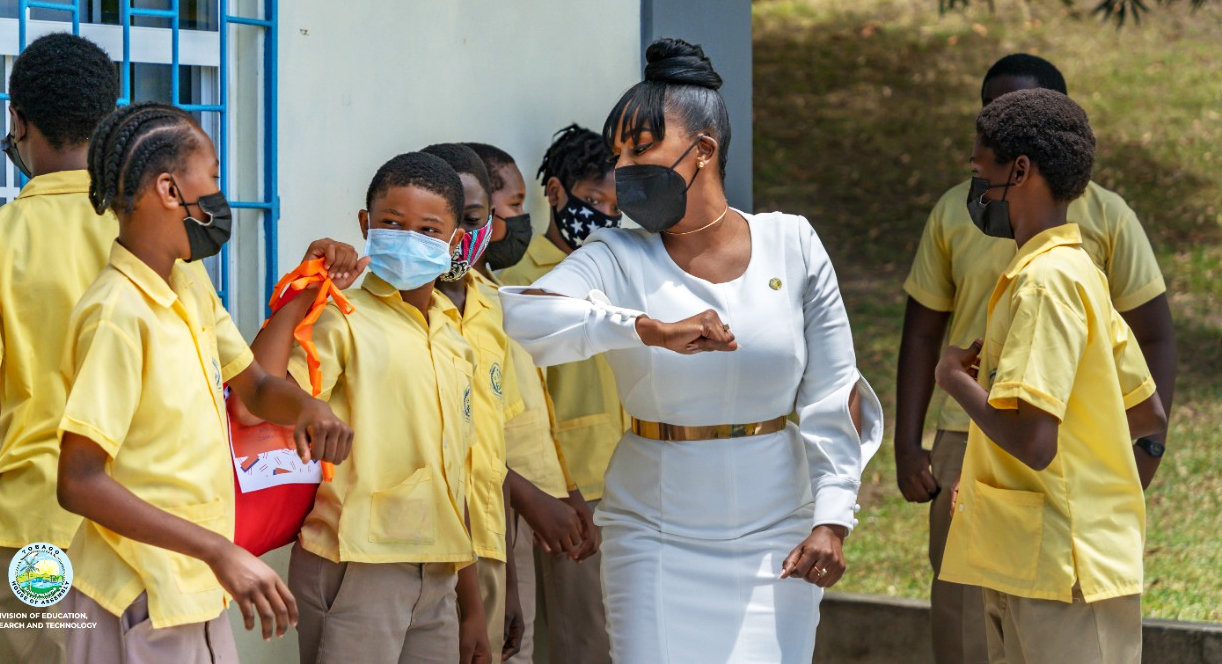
[752,14,1218,274]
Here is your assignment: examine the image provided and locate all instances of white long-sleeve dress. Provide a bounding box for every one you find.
[499,211,883,664]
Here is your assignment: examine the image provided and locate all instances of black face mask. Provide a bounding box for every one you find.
[966,163,1017,240]
[2,132,32,180]
[555,187,622,251]
[614,138,703,233]
[484,212,533,270]
[174,179,234,261]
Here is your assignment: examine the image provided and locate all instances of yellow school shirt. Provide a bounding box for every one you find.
[289,274,477,567]
[482,271,575,499]
[498,235,630,500]
[939,224,1156,603]
[0,171,118,549]
[904,180,1165,433]
[504,338,576,499]
[437,271,524,562]
[59,242,253,628]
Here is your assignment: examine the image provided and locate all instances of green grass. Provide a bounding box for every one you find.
[753,0,1222,622]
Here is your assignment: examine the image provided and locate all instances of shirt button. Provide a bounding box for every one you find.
[852,504,861,514]
[958,504,965,512]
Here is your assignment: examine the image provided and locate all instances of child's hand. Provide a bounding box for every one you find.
[935,339,983,389]
[519,490,582,557]
[207,542,297,641]
[562,488,600,562]
[302,238,370,290]
[293,399,353,465]
[459,612,493,664]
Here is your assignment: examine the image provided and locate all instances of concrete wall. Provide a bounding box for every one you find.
[227,3,642,660]
[273,0,643,284]
[640,0,754,210]
[814,592,1222,664]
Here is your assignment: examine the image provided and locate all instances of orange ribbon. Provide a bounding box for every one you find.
[266,258,355,481]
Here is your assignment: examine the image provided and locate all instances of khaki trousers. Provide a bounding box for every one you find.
[982,586,1141,664]
[929,430,989,664]
[476,558,506,656]
[63,589,237,664]
[289,543,458,664]
[2,546,66,664]
[532,498,610,664]
[505,514,537,664]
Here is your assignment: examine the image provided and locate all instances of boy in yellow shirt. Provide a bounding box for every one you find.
[56,102,352,663]
[0,34,118,664]
[244,151,481,664]
[497,126,621,664]
[424,142,516,661]
[895,54,1176,664]
[466,142,592,664]
[934,89,1166,664]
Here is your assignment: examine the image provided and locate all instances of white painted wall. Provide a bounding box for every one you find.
[228,2,641,661]
[274,0,643,273]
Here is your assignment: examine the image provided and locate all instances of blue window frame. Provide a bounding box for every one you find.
[0,0,278,322]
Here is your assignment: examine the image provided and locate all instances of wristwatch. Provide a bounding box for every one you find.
[1135,437,1165,458]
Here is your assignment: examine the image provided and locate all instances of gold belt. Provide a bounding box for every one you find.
[630,416,788,442]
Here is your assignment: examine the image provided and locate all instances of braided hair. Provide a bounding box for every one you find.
[537,124,614,191]
[87,102,200,216]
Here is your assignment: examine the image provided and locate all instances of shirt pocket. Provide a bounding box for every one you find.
[163,498,227,593]
[965,481,1045,581]
[368,467,435,544]
[480,463,508,537]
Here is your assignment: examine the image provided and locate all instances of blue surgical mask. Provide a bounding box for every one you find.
[365,228,455,290]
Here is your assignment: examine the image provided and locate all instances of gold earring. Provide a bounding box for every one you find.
[697,161,705,169]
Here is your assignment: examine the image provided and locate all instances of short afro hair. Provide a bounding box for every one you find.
[365,152,464,221]
[982,54,1067,105]
[463,142,517,193]
[421,142,492,203]
[976,88,1095,203]
[11,33,119,150]
[538,124,614,191]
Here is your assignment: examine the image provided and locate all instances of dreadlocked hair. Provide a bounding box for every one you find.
[536,124,614,191]
[87,102,200,216]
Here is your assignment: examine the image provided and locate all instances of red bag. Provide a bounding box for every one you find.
[230,259,354,556]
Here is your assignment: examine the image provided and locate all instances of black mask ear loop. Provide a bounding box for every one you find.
[672,136,707,193]
[170,177,213,226]
[998,161,1018,203]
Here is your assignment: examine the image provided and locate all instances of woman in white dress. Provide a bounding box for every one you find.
[499,38,883,663]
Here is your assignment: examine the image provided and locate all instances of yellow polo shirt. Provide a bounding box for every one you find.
[905,180,1165,432]
[289,274,477,567]
[504,338,576,499]
[497,235,629,500]
[940,224,1156,603]
[0,171,117,549]
[59,242,253,627]
[437,271,524,562]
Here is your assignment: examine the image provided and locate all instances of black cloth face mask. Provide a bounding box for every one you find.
[2,132,32,180]
[614,138,703,233]
[174,179,234,261]
[555,187,622,251]
[966,163,1017,240]
[484,212,533,270]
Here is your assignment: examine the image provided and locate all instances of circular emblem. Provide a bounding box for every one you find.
[769,278,782,290]
[8,543,73,607]
[490,363,503,398]
[463,386,473,422]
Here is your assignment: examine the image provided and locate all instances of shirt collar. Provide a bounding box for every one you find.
[1002,223,1083,280]
[527,234,567,269]
[361,272,463,327]
[16,170,91,199]
[108,241,180,308]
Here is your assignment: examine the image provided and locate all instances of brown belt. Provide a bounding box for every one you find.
[630,416,788,442]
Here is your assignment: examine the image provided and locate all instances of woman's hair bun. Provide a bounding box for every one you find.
[643,37,722,91]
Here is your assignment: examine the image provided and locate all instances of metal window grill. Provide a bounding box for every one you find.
[0,0,278,312]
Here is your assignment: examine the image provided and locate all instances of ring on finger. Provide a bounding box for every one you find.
[722,324,731,332]
[815,567,827,578]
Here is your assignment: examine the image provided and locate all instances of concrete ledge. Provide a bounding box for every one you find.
[814,592,1222,664]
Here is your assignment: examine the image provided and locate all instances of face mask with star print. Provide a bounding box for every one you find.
[555,185,622,251]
